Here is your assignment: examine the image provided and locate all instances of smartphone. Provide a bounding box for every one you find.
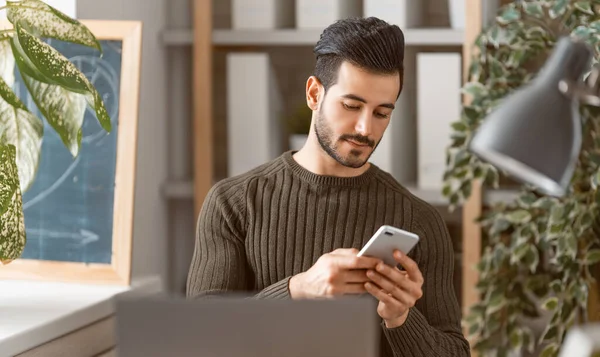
[357,225,420,267]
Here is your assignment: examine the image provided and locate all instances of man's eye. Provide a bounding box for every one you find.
[375,112,390,119]
[343,103,360,110]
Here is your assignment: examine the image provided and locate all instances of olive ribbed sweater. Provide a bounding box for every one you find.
[187,151,470,357]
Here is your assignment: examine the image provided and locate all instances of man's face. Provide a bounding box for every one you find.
[314,61,400,168]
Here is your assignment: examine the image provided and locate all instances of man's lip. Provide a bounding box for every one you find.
[346,139,370,147]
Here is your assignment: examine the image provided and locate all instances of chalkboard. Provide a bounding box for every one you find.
[0,20,142,285]
[15,39,122,264]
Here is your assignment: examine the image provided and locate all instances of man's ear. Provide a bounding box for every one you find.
[306,76,322,111]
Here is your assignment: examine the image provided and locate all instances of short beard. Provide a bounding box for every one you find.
[314,105,377,169]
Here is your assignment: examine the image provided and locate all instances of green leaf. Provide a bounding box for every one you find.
[442,184,452,197]
[20,67,86,157]
[507,48,526,68]
[540,325,559,342]
[525,26,547,40]
[509,327,523,350]
[523,245,540,273]
[0,73,43,192]
[0,143,26,263]
[590,20,600,32]
[522,327,535,353]
[506,209,532,224]
[523,2,545,17]
[10,22,111,155]
[463,106,480,125]
[488,56,506,78]
[550,280,563,294]
[486,287,506,315]
[15,24,111,132]
[460,180,472,198]
[462,82,487,98]
[585,249,600,265]
[549,0,569,18]
[573,25,595,41]
[539,342,559,357]
[14,22,88,93]
[487,25,501,48]
[542,296,559,311]
[6,0,101,51]
[451,121,468,132]
[484,166,500,188]
[468,321,481,336]
[512,242,530,263]
[575,1,594,15]
[518,191,538,206]
[497,5,521,24]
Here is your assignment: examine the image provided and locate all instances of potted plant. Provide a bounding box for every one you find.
[286,102,312,151]
[0,0,110,264]
[443,1,600,356]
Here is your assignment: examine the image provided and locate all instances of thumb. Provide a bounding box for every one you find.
[333,247,360,256]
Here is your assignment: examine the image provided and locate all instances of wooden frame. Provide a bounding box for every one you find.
[192,0,214,218]
[0,20,143,286]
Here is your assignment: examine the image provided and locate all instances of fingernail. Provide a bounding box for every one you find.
[396,250,402,258]
[377,263,384,271]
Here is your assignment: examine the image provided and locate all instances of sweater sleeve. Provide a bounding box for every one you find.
[186,180,291,300]
[381,201,470,356]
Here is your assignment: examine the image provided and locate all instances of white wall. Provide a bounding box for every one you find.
[77,0,170,285]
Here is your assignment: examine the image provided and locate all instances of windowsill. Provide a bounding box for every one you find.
[0,275,163,356]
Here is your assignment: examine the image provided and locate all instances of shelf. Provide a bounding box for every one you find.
[162,179,520,206]
[161,28,465,47]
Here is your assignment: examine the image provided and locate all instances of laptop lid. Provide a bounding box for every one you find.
[115,295,379,357]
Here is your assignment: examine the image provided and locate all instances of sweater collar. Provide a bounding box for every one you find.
[281,150,379,187]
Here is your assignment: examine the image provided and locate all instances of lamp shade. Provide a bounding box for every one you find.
[469,37,592,197]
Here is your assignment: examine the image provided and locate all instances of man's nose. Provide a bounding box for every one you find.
[355,113,372,136]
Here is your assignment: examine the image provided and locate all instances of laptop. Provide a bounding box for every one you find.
[115,294,380,357]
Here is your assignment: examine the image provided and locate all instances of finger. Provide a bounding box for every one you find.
[394,250,423,284]
[334,248,360,256]
[367,270,400,295]
[368,268,422,302]
[364,282,399,306]
[337,255,382,270]
[365,281,415,315]
[373,261,408,287]
[342,283,368,295]
[366,269,414,302]
[341,269,370,283]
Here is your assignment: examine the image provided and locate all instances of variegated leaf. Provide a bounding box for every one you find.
[0,36,16,87]
[0,73,43,191]
[0,143,26,264]
[13,23,111,133]
[14,23,88,93]
[21,69,86,157]
[6,0,101,51]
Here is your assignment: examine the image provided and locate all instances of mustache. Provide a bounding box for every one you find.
[340,134,375,147]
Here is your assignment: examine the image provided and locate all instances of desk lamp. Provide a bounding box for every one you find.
[469,36,600,197]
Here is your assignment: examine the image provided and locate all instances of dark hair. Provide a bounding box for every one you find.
[313,17,405,97]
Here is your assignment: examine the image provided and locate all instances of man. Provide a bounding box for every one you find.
[187,16,470,357]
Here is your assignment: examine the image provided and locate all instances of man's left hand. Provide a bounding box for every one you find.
[364,250,424,328]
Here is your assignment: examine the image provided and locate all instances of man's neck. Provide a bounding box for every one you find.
[292,134,371,178]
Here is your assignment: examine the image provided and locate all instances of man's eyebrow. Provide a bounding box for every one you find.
[341,94,395,110]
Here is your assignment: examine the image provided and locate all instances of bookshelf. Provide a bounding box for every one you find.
[162,28,465,46]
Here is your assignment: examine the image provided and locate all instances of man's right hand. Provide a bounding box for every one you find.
[289,248,382,299]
